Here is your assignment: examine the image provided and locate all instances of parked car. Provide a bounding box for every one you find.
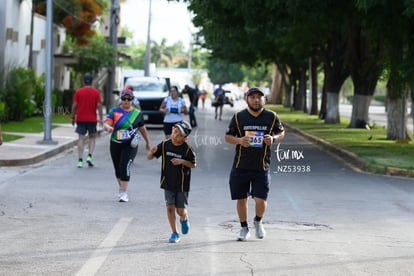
[223,90,235,107]
[124,76,169,124]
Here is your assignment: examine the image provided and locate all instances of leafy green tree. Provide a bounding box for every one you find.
[241,63,271,88]
[65,34,115,81]
[356,0,414,139]
[151,39,187,68]
[206,58,244,84]
[279,0,352,121]
[189,46,209,69]
[119,42,146,69]
[187,0,375,124]
[118,26,146,69]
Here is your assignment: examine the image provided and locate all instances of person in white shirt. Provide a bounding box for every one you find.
[159,86,188,139]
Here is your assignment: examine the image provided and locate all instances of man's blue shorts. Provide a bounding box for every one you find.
[229,168,270,200]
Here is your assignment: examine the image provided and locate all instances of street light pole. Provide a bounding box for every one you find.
[144,0,152,77]
[40,0,56,144]
[107,0,119,110]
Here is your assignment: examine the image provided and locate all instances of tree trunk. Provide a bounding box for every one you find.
[284,85,292,108]
[325,92,340,124]
[284,71,294,108]
[292,71,303,110]
[348,94,372,128]
[319,70,328,119]
[347,22,383,128]
[269,63,282,104]
[293,70,304,111]
[276,63,291,108]
[310,56,318,115]
[300,69,307,112]
[410,87,414,116]
[387,97,410,140]
[387,62,411,140]
[319,30,350,123]
[322,60,349,123]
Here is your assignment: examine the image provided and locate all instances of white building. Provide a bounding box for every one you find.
[0,0,71,91]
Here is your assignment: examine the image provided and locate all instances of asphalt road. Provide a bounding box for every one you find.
[1,100,414,275]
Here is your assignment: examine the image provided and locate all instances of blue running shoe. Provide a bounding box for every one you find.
[169,232,180,243]
[181,218,190,235]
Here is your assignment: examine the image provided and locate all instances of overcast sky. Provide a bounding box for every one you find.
[120,0,195,47]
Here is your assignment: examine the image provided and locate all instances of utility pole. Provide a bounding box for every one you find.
[107,0,119,110]
[39,0,56,144]
[187,38,192,70]
[144,0,152,77]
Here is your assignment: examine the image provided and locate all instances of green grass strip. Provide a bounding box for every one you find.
[268,105,414,176]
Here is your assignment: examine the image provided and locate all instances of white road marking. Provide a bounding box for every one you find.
[76,217,133,276]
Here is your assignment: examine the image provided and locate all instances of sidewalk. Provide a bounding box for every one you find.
[0,124,79,166]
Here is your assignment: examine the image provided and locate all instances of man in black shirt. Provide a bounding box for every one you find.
[183,84,199,127]
[225,87,285,241]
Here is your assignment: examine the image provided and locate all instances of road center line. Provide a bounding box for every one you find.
[76,217,133,276]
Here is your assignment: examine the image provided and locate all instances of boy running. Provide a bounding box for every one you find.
[147,121,196,243]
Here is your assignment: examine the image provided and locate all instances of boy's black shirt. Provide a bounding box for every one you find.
[153,140,196,192]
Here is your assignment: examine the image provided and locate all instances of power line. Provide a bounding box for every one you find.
[53,0,97,26]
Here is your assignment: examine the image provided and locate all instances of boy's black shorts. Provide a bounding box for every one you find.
[164,190,189,208]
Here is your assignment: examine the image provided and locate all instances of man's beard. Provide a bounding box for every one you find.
[248,103,263,112]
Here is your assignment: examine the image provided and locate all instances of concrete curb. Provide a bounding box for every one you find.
[285,124,414,178]
[0,128,104,167]
[0,139,78,167]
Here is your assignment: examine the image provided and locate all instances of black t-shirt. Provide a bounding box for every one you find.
[153,140,196,192]
[226,108,284,171]
[187,87,198,105]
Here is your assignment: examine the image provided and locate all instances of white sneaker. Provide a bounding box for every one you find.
[237,227,250,241]
[119,192,129,202]
[254,220,266,239]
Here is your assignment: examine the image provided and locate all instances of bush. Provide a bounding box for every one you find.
[374,94,386,103]
[32,74,46,115]
[0,101,5,122]
[2,68,46,121]
[62,89,74,113]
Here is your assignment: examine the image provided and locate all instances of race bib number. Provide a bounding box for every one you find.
[170,105,179,114]
[116,129,130,140]
[246,131,264,147]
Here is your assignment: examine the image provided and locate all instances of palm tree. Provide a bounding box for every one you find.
[151,39,175,68]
